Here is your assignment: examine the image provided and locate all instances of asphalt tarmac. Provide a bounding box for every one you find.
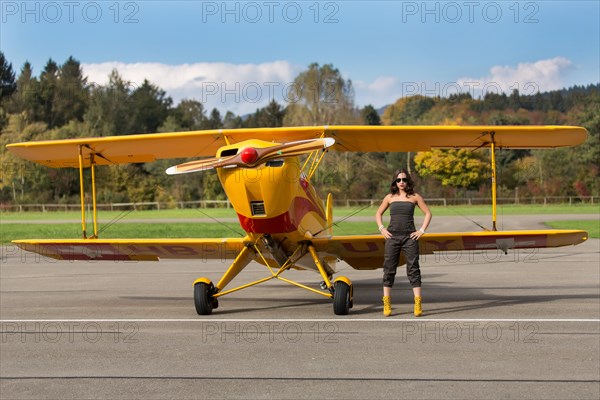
[1,216,599,399]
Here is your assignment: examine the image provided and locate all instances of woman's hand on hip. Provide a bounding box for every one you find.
[410,230,424,240]
[381,228,392,239]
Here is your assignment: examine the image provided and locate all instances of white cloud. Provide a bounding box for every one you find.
[82,61,301,115]
[354,57,575,109]
[457,57,573,96]
[81,57,576,117]
[83,61,406,115]
[353,76,401,108]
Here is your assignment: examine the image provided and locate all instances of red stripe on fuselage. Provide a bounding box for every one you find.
[238,196,325,233]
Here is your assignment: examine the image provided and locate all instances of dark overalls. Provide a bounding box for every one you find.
[382,201,422,288]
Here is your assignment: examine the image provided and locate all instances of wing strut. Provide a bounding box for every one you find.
[77,145,87,238]
[490,132,497,231]
[77,145,99,239]
[90,153,99,238]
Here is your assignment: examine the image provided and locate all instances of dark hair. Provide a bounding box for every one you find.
[390,168,415,196]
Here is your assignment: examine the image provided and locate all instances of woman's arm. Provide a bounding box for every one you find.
[375,195,392,239]
[410,194,432,240]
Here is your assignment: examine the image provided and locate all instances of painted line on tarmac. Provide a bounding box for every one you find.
[1,318,599,323]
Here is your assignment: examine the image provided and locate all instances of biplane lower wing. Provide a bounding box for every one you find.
[11,238,252,261]
[311,229,588,270]
[13,229,588,265]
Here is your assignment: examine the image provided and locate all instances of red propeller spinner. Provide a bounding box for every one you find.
[240,147,259,165]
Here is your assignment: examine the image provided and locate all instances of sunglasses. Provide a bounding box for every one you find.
[395,178,408,183]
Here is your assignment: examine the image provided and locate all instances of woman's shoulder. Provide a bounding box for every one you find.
[411,193,430,206]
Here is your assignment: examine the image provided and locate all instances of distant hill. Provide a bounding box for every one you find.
[376,105,389,116]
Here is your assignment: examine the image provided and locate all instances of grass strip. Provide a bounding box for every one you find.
[1,204,598,222]
[545,220,599,239]
[1,223,245,243]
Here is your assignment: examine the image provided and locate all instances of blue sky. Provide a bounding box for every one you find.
[1,1,599,114]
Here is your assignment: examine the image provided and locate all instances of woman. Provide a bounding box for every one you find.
[375,169,432,317]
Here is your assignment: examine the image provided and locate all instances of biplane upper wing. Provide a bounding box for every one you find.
[311,229,589,270]
[6,125,588,168]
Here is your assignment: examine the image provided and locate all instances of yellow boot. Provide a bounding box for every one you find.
[382,296,392,317]
[414,296,423,317]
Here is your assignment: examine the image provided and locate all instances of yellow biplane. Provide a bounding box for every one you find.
[6,125,589,315]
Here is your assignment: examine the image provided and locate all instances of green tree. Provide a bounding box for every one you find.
[203,108,223,129]
[8,62,40,126]
[38,59,59,127]
[53,56,89,127]
[382,95,435,125]
[223,111,242,129]
[508,89,521,110]
[258,99,285,127]
[84,70,134,135]
[173,99,207,130]
[414,149,489,189]
[481,92,508,110]
[283,63,356,125]
[0,52,17,130]
[243,100,285,128]
[487,112,530,126]
[549,91,566,112]
[128,79,172,133]
[361,104,381,125]
[0,52,16,104]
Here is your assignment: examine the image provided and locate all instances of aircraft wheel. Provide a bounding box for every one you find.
[333,281,351,315]
[194,282,215,315]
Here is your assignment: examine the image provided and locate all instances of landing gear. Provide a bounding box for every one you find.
[194,279,218,315]
[333,278,353,315]
[191,242,354,316]
[320,276,333,290]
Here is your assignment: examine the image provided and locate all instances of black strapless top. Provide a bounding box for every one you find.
[387,201,416,235]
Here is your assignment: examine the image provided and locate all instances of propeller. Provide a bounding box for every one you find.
[166,138,335,175]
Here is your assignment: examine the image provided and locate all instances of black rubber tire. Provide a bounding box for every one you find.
[194,282,213,315]
[333,281,351,315]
